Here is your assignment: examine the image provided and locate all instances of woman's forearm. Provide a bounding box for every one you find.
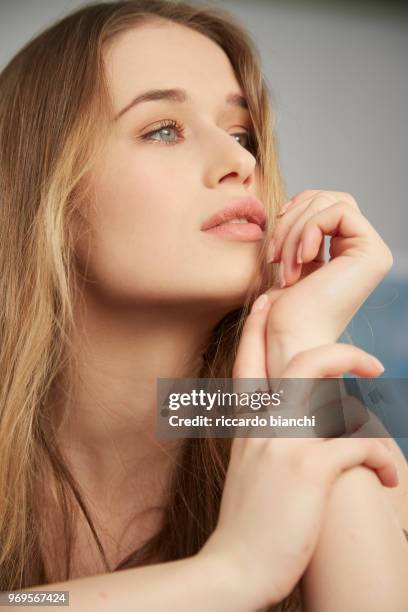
[301,465,408,612]
[20,554,258,612]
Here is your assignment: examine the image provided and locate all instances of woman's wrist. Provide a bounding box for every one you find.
[195,545,279,611]
[267,334,300,379]
[267,332,339,379]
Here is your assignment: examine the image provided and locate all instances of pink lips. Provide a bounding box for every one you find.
[201,196,266,232]
[203,222,264,241]
[201,196,266,242]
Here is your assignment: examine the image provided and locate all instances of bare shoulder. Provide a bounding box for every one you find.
[383,438,408,534]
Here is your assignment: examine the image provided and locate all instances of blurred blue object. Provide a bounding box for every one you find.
[341,275,408,457]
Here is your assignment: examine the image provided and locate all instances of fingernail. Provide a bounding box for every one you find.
[251,293,269,313]
[369,356,385,373]
[279,261,286,288]
[296,241,303,264]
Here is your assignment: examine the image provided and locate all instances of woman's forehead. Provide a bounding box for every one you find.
[104,22,243,117]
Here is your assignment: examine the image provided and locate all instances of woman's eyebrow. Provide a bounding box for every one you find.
[114,87,248,121]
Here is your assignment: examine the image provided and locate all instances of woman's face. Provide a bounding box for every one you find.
[80,21,264,309]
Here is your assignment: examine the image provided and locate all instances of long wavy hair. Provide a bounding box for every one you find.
[0,0,300,609]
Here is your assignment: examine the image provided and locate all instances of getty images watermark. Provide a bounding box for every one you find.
[156,378,408,439]
[165,387,315,428]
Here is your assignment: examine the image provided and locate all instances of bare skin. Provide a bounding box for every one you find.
[52,20,263,577]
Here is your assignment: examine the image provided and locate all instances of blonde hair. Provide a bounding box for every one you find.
[0,0,298,609]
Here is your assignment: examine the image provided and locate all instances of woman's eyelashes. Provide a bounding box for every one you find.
[138,118,258,154]
[140,119,184,145]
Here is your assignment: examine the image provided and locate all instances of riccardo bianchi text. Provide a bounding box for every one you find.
[168,414,316,428]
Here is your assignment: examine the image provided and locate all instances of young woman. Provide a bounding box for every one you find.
[0,1,407,610]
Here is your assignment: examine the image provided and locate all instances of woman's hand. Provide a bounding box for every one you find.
[262,190,393,374]
[199,337,398,611]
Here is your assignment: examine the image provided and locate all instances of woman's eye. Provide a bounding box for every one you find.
[140,121,257,154]
[232,131,257,154]
[141,120,183,144]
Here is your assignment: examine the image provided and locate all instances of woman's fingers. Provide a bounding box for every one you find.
[231,293,273,442]
[319,437,398,488]
[270,190,359,260]
[277,343,396,485]
[281,343,385,379]
[277,189,360,218]
[276,200,371,287]
[273,343,384,426]
[268,190,371,288]
[232,293,270,381]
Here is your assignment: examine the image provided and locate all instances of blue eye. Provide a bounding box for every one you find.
[141,119,184,144]
[140,119,257,154]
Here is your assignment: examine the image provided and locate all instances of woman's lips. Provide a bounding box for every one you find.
[202,221,264,241]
